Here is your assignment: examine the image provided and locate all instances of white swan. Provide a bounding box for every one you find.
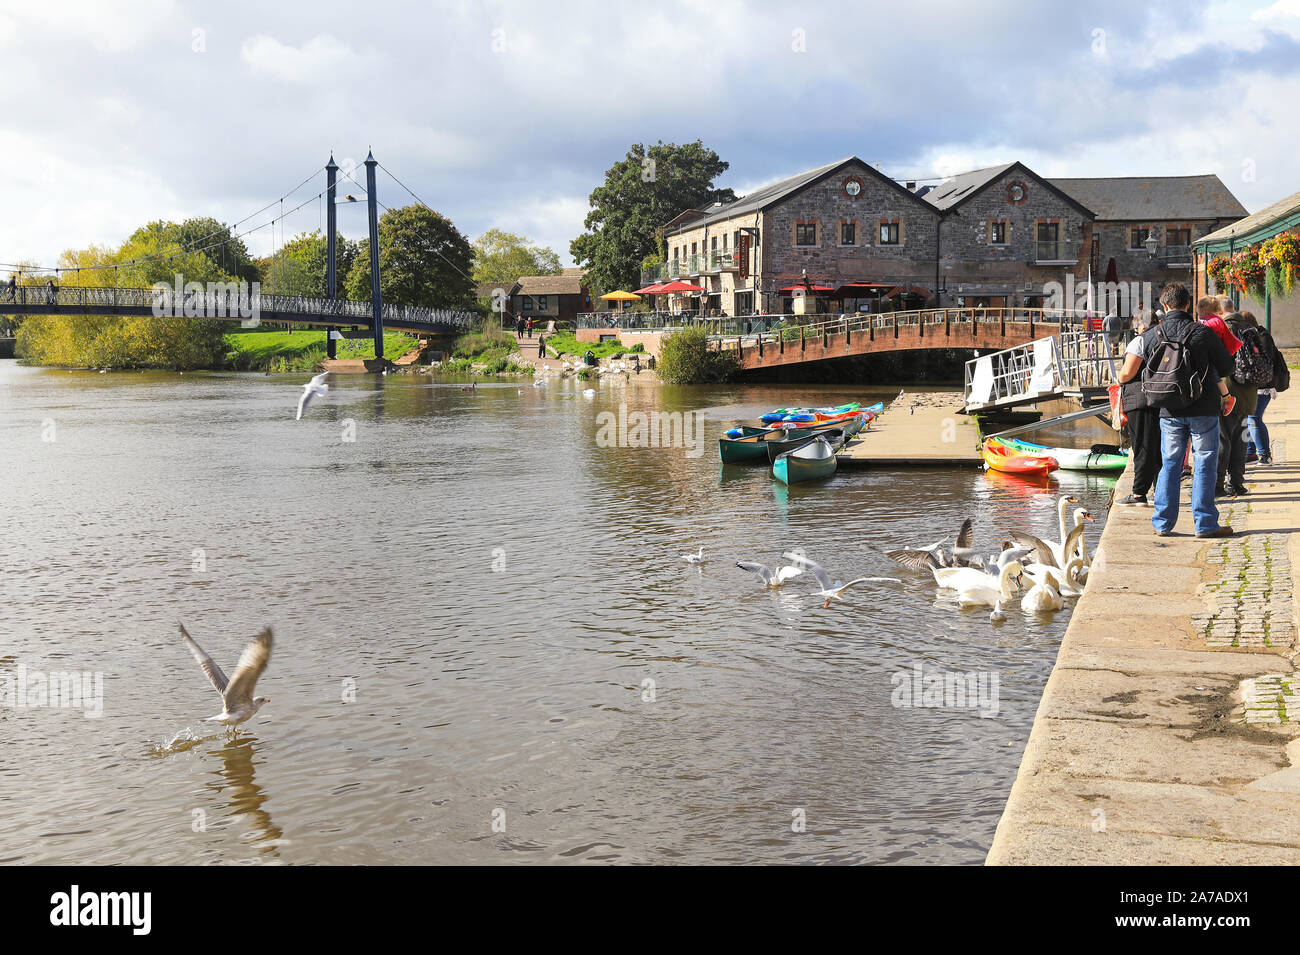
[1022,571,1065,613]
[990,601,1007,623]
[931,546,1028,591]
[1023,555,1086,597]
[956,561,1025,608]
[1011,507,1093,570]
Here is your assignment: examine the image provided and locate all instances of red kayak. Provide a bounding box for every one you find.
[981,440,1059,479]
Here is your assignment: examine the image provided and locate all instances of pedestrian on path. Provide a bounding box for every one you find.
[1239,311,1282,465]
[1118,282,1235,538]
[526,317,533,338]
[1117,327,1160,506]
[537,336,545,358]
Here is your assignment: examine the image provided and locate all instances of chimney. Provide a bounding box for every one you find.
[905,181,917,192]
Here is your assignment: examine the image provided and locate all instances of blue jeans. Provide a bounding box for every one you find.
[1153,416,1220,535]
[1246,392,1271,456]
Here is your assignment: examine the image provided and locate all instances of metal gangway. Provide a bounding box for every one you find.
[964,329,1131,412]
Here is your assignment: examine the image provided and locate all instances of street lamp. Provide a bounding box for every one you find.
[1144,233,1159,258]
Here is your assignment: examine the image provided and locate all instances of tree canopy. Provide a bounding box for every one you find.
[344,204,475,309]
[259,231,361,298]
[570,140,735,294]
[472,228,561,285]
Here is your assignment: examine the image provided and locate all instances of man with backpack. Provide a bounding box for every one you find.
[1117,283,1235,538]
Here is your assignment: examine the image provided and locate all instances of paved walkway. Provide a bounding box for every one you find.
[987,386,1300,864]
[839,391,982,467]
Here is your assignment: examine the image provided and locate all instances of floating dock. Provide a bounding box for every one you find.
[838,395,983,467]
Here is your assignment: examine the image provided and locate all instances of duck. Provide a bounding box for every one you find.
[1022,571,1065,613]
[956,561,1025,608]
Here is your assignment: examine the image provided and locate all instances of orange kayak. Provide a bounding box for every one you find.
[981,440,1059,478]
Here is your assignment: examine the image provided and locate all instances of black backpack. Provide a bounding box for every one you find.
[1263,329,1290,393]
[1232,325,1275,387]
[1141,323,1204,409]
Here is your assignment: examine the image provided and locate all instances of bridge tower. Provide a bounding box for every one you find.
[325,154,339,360]
[364,151,385,360]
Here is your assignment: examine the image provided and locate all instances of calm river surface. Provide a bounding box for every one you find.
[0,362,1117,865]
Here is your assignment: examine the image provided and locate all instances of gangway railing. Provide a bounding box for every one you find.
[964,329,1132,410]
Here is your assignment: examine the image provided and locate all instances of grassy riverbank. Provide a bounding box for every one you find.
[224,328,420,372]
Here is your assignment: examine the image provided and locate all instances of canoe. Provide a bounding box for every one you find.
[981,440,1059,479]
[990,436,1128,472]
[774,401,884,424]
[765,422,854,462]
[773,436,838,485]
[765,407,867,429]
[720,416,864,464]
[759,401,859,424]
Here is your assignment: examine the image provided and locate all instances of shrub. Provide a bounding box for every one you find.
[656,325,738,384]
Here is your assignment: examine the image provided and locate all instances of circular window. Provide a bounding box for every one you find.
[843,178,863,198]
[1006,180,1028,205]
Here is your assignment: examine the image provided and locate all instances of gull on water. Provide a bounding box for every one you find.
[296,372,329,420]
[736,560,804,588]
[682,546,706,564]
[179,624,273,733]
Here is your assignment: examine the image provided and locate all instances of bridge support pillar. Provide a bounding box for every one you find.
[364,151,385,361]
[326,154,339,359]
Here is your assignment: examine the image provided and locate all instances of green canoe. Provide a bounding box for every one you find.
[719,414,864,464]
[773,435,839,485]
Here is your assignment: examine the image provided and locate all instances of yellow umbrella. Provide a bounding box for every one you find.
[599,290,641,300]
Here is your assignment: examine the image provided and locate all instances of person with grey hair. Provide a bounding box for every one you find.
[1117,282,1235,537]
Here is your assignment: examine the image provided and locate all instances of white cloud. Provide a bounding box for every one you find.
[240,33,364,83]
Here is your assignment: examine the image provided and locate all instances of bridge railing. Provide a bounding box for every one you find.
[710,307,1094,356]
[0,284,478,330]
[963,329,1131,409]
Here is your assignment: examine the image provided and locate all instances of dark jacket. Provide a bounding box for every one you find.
[1223,315,1259,416]
[1137,311,1234,418]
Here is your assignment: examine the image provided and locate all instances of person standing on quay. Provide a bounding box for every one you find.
[1218,307,1258,494]
[1239,312,1281,465]
[526,316,534,338]
[1117,307,1161,506]
[1118,283,1235,538]
[537,335,545,359]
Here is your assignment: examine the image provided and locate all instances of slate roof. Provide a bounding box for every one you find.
[1048,175,1247,221]
[476,280,519,299]
[922,163,1018,211]
[664,156,930,234]
[515,268,586,296]
[1196,187,1300,246]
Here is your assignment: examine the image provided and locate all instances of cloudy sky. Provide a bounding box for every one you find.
[1,0,1298,272]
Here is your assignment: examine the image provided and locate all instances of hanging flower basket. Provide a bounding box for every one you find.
[1261,231,1300,297]
[1226,246,1267,301]
[1206,255,1230,291]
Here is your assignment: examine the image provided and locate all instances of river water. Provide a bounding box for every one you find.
[0,363,1118,865]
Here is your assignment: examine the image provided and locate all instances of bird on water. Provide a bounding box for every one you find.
[179,624,274,733]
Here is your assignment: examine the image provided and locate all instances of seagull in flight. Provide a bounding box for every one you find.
[782,552,896,608]
[296,372,329,420]
[179,624,274,733]
[736,560,804,588]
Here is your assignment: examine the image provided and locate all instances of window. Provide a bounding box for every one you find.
[1168,227,1191,247]
[722,233,729,250]
[711,236,717,251]
[1036,221,1061,260]
[691,241,697,256]
[795,222,817,246]
[990,221,1008,244]
[522,298,533,310]
[879,221,900,245]
[537,296,547,310]
[1129,226,1151,250]
[841,222,856,246]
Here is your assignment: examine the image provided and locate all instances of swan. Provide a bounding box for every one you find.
[956,561,1025,608]
[930,546,1029,591]
[1022,571,1065,613]
[990,601,1007,623]
[682,547,706,564]
[1023,555,1086,597]
[736,561,803,588]
[1011,507,1092,570]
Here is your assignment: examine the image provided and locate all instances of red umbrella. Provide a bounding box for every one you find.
[635,283,666,294]
[656,280,705,293]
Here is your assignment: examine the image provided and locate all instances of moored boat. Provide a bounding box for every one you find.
[720,415,864,463]
[773,436,839,485]
[764,417,861,462]
[759,401,860,424]
[989,436,1128,472]
[981,440,1059,479]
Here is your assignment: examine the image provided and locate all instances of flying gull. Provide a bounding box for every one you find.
[180,624,274,733]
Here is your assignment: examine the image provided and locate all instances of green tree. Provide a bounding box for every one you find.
[344,205,475,309]
[570,140,735,294]
[261,231,360,297]
[655,325,738,384]
[471,229,562,284]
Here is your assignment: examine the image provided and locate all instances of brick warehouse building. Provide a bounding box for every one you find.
[646,156,1246,317]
